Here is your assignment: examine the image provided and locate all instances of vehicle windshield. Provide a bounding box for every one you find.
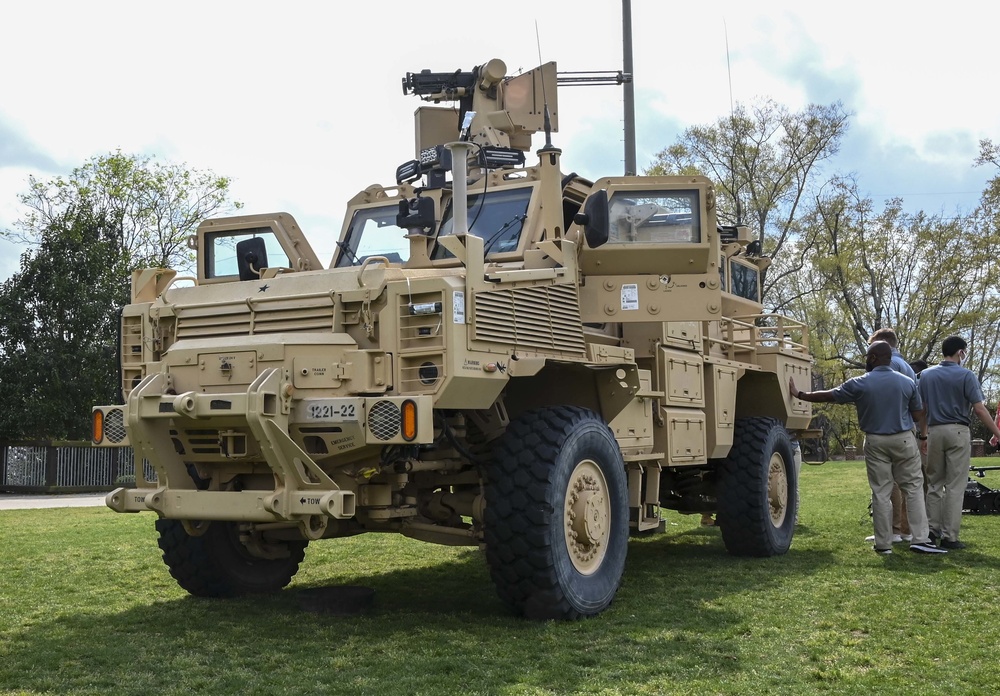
[433,186,533,259]
[607,190,701,244]
[334,205,408,267]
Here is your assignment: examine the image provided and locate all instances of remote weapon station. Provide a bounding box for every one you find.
[93,58,813,619]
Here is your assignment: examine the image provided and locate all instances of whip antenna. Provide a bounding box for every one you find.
[535,20,554,150]
[724,19,742,226]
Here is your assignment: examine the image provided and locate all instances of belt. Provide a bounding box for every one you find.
[929,422,969,427]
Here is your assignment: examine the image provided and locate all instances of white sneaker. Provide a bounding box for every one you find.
[867,534,904,543]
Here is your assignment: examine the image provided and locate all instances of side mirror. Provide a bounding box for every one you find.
[573,189,610,248]
[236,237,269,281]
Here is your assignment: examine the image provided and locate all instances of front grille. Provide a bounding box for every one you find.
[368,400,400,441]
[474,284,586,354]
[174,294,336,339]
[104,408,127,444]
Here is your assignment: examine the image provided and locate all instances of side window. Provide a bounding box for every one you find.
[205,228,290,279]
[729,260,759,302]
[607,190,700,243]
[719,255,727,291]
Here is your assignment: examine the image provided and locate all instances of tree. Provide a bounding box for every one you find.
[646,98,849,302]
[4,151,241,272]
[0,152,240,440]
[0,206,128,440]
[771,175,1000,449]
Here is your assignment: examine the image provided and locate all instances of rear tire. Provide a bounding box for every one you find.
[484,406,629,620]
[716,417,796,556]
[156,519,307,597]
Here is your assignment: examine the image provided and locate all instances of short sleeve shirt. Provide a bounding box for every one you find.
[830,365,923,434]
[890,350,916,381]
[917,361,984,426]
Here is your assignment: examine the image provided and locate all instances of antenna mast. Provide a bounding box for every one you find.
[622,0,636,175]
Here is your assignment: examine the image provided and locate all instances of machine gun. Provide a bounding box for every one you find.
[964,465,1000,514]
[402,68,479,100]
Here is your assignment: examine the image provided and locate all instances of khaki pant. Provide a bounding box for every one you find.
[926,424,970,542]
[891,483,910,535]
[864,431,930,550]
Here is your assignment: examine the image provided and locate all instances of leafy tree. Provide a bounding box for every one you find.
[646,98,849,302]
[3,151,241,272]
[0,152,240,440]
[0,206,128,440]
[771,175,1000,448]
[807,180,992,362]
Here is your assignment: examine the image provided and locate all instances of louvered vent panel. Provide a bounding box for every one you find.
[474,285,585,354]
[176,297,335,339]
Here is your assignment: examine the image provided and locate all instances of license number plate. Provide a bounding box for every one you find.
[301,398,362,422]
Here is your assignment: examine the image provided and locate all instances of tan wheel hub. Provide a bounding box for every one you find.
[768,452,788,527]
[564,459,611,575]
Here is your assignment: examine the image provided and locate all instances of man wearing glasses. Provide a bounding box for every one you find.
[918,335,1000,549]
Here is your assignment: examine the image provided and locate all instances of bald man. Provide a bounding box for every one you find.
[789,341,944,556]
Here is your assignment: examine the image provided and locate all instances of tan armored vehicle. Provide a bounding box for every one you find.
[92,58,813,619]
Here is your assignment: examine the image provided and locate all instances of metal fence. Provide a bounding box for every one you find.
[0,441,155,493]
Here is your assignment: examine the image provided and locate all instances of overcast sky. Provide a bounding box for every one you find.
[1,1,997,283]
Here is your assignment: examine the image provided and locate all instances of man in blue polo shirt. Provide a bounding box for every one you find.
[789,341,944,555]
[917,335,1000,549]
[868,328,916,544]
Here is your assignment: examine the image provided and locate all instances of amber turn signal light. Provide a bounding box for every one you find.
[401,400,417,441]
[92,410,104,445]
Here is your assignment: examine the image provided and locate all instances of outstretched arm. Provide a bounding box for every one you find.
[789,376,837,403]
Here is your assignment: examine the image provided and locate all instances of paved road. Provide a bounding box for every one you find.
[0,493,107,510]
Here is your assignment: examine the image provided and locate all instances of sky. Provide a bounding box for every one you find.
[1,1,998,283]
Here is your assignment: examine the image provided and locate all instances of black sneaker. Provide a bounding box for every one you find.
[939,539,966,550]
[928,530,940,545]
[873,547,892,555]
[910,542,948,554]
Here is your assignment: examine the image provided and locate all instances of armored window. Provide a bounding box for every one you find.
[728,259,759,302]
[434,186,533,259]
[335,204,408,268]
[205,227,290,279]
[607,190,700,244]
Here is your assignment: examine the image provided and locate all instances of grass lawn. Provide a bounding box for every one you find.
[2,460,1000,695]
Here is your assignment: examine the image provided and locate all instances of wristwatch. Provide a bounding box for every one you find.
[917,434,927,440]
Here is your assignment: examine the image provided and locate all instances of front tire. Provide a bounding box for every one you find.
[156,519,307,597]
[484,406,629,620]
[716,417,797,556]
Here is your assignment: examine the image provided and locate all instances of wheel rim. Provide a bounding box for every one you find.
[564,459,611,575]
[767,452,788,527]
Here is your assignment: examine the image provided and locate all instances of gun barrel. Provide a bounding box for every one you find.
[403,69,477,97]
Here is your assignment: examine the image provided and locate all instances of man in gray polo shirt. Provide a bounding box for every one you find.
[868,328,916,543]
[917,335,1000,549]
[789,341,944,555]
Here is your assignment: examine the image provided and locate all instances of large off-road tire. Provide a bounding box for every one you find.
[484,406,629,620]
[716,417,797,557]
[156,519,307,597]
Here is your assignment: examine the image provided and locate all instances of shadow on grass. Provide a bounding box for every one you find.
[1,525,833,695]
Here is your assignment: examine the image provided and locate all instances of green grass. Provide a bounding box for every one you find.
[3,461,1000,695]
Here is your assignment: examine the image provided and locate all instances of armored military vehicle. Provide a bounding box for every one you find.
[92,57,813,619]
